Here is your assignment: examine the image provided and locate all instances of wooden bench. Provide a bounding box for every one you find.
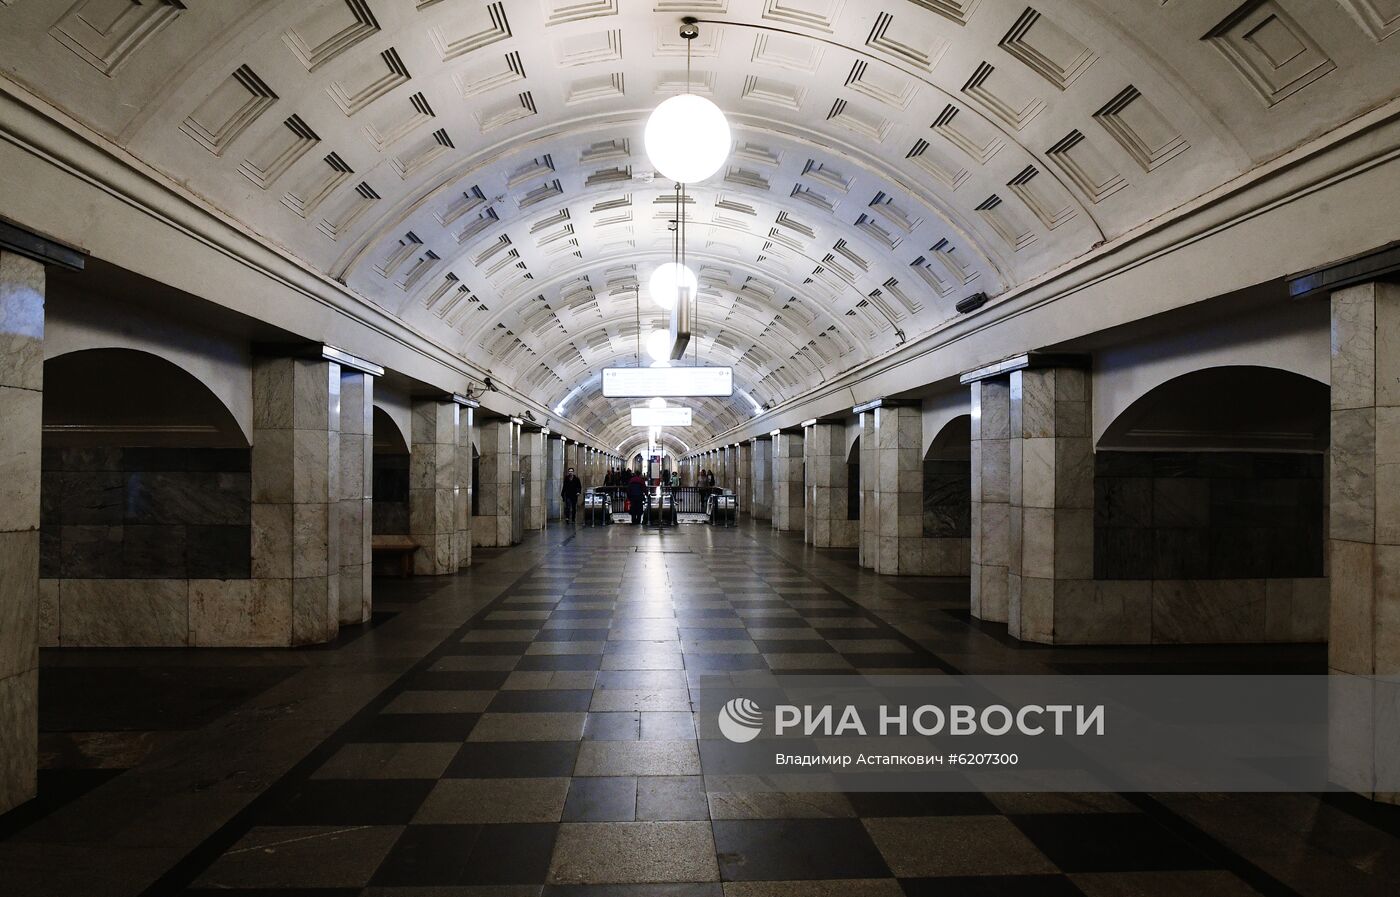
[371,535,421,578]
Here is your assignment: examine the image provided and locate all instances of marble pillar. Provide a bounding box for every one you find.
[522,429,544,531]
[773,432,805,533]
[874,405,924,575]
[1006,367,1094,643]
[475,418,519,546]
[859,412,878,568]
[251,356,340,645]
[1328,280,1400,804]
[547,435,564,521]
[738,442,753,515]
[337,371,373,624]
[409,399,459,575]
[0,252,43,814]
[751,437,772,519]
[971,378,1012,622]
[805,421,857,548]
[455,404,473,570]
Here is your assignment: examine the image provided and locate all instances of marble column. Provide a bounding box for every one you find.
[874,405,924,575]
[750,438,771,519]
[971,378,1012,622]
[0,251,44,815]
[475,418,519,546]
[522,428,544,531]
[408,399,459,575]
[859,412,878,568]
[1006,367,1093,643]
[773,431,805,533]
[737,442,753,516]
[455,403,474,570]
[805,421,857,548]
[252,356,340,645]
[475,420,502,546]
[337,371,373,624]
[547,435,564,521]
[1328,280,1400,804]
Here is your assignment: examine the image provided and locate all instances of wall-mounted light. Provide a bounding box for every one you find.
[956,292,989,314]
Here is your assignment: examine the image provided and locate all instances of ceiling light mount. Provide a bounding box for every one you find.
[679,17,700,40]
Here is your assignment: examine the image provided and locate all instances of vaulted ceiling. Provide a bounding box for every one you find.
[2,0,1395,448]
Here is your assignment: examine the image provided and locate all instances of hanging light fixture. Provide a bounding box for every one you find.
[645,328,672,363]
[648,261,696,310]
[644,20,730,185]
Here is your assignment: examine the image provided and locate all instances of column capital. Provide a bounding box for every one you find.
[851,398,913,414]
[0,216,86,271]
[959,353,1090,385]
[1288,240,1400,298]
[253,341,384,377]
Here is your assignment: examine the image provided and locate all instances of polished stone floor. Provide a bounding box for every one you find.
[2,521,1398,896]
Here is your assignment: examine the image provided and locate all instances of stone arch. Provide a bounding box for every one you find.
[39,348,254,646]
[924,415,972,570]
[1098,366,1328,452]
[371,405,411,538]
[43,348,246,448]
[1094,365,1328,587]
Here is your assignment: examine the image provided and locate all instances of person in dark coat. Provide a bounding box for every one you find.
[626,469,647,525]
[561,467,582,523]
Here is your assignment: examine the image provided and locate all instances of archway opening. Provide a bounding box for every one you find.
[40,348,252,637]
[924,415,972,540]
[371,406,410,539]
[1095,366,1328,582]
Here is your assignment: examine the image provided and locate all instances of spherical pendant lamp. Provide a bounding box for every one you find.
[648,262,696,310]
[644,93,731,184]
[645,328,673,363]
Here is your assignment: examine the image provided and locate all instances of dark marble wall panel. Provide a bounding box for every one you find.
[924,458,971,538]
[40,447,251,579]
[373,452,410,535]
[1094,451,1324,580]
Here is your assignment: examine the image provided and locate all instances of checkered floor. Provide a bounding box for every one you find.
[144,527,1302,896]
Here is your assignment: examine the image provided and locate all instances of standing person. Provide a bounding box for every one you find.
[561,466,582,524]
[670,468,680,487]
[707,469,717,489]
[626,468,646,525]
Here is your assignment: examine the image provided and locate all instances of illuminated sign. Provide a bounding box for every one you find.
[631,406,693,427]
[602,366,733,398]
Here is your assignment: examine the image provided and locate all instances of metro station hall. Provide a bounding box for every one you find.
[1,1,1400,895]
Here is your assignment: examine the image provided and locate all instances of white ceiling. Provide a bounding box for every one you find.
[2,0,1395,446]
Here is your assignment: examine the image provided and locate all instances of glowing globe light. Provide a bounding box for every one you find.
[648,396,667,410]
[644,94,731,184]
[646,328,672,363]
[648,262,696,310]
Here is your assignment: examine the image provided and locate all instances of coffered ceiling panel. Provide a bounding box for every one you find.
[2,0,1395,446]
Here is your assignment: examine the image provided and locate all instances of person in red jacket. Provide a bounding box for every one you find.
[625,470,647,525]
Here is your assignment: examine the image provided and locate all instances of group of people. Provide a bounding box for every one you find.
[559,466,651,525]
[558,466,717,526]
